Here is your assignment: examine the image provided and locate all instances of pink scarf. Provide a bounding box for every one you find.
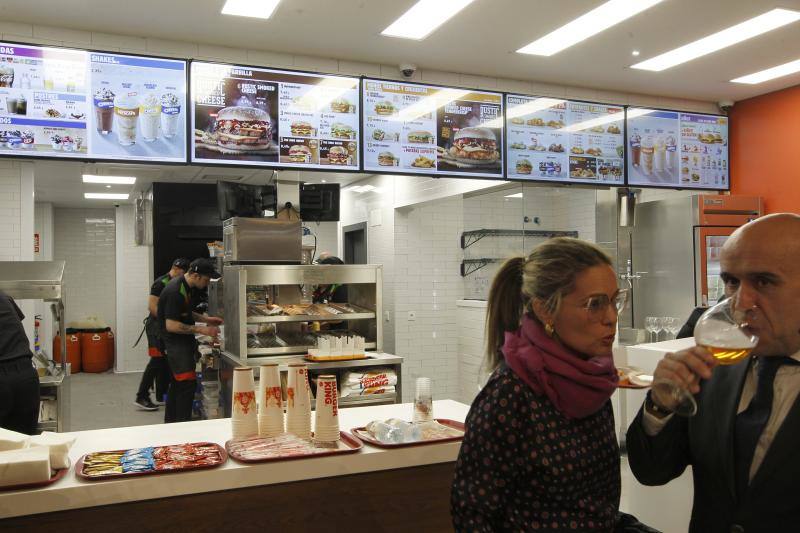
[502,315,619,419]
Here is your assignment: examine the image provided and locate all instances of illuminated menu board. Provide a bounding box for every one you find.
[627,108,729,189]
[0,41,187,162]
[362,78,504,178]
[191,61,360,170]
[505,95,624,185]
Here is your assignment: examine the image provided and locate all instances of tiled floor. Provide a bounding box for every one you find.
[68,371,165,431]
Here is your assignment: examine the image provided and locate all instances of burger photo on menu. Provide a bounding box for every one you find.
[378,151,397,166]
[372,128,386,141]
[407,130,433,144]
[448,127,499,163]
[516,158,532,175]
[331,122,355,139]
[290,121,314,136]
[330,97,352,114]
[326,145,350,165]
[213,106,273,153]
[374,100,395,116]
[289,144,312,163]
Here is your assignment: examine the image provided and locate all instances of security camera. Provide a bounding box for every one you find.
[718,100,734,114]
[399,63,417,79]
[114,203,120,208]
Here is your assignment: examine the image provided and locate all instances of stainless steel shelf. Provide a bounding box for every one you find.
[247,342,377,356]
[340,394,397,407]
[246,312,376,323]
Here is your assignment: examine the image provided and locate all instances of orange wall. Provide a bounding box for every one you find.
[730,84,800,214]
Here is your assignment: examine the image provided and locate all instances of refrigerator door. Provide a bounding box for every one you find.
[695,227,736,307]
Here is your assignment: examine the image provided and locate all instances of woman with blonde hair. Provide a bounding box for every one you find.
[451,237,629,531]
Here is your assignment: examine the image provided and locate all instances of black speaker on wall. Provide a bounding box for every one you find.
[152,182,223,276]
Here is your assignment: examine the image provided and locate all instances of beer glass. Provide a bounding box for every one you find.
[651,299,758,416]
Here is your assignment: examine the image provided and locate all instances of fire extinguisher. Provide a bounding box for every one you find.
[34,315,42,355]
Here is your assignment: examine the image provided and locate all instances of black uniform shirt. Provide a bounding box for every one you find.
[157,276,194,346]
[0,291,33,362]
[149,273,171,298]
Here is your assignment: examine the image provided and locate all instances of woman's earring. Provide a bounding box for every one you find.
[545,323,555,337]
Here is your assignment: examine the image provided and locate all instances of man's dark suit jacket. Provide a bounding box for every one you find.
[626,360,800,533]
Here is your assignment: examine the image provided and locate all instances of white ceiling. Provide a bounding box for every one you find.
[2,0,800,103]
[32,160,368,208]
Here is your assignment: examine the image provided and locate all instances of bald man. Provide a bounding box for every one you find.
[626,213,800,533]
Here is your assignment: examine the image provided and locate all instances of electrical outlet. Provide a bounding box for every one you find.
[407,311,416,321]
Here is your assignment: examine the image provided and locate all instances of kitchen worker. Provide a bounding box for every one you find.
[159,259,223,423]
[313,255,349,304]
[0,290,40,435]
[133,257,189,411]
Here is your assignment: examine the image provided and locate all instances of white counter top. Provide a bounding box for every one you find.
[0,400,470,519]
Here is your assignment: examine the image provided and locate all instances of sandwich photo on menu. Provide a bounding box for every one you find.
[207,106,273,153]
[448,127,499,163]
[290,121,314,136]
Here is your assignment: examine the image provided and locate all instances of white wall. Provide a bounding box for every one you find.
[53,208,116,331]
[394,197,464,402]
[303,221,339,261]
[457,303,490,404]
[34,202,55,356]
[115,205,153,372]
[0,161,36,346]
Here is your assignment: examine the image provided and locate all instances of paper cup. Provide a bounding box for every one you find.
[313,375,340,443]
[286,364,311,439]
[258,364,284,437]
[232,367,258,438]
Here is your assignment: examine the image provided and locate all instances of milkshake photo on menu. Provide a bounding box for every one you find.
[88,51,187,162]
[626,108,679,186]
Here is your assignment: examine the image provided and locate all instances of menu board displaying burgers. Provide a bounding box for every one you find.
[89,52,186,162]
[362,78,503,178]
[191,61,360,169]
[505,95,624,185]
[627,108,728,189]
[0,42,89,157]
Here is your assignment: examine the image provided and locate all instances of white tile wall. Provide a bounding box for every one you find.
[115,205,153,373]
[53,208,117,332]
[394,197,463,402]
[34,202,55,357]
[457,303,491,404]
[0,162,23,262]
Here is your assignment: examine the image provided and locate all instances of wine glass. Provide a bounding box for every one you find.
[653,317,664,342]
[663,317,679,339]
[651,299,758,416]
[645,316,656,342]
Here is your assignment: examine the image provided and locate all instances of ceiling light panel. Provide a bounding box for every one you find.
[221,0,281,19]
[382,0,478,40]
[82,174,136,185]
[632,8,800,71]
[732,57,800,84]
[517,0,665,56]
[84,193,130,200]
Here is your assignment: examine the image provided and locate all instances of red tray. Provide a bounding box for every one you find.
[226,432,362,464]
[75,442,227,481]
[351,419,465,449]
[0,467,68,492]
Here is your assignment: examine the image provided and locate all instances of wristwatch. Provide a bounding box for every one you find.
[645,391,673,419]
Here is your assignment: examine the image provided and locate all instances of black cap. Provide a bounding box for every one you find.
[172,258,190,271]
[188,258,221,279]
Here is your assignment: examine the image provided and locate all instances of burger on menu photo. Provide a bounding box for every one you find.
[331,123,355,139]
[327,146,349,165]
[374,101,395,116]
[289,144,311,163]
[407,130,433,144]
[516,159,532,174]
[291,121,314,136]
[449,127,499,163]
[378,151,396,166]
[213,106,272,153]
[330,98,351,114]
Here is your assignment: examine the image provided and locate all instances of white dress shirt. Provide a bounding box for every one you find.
[642,351,800,481]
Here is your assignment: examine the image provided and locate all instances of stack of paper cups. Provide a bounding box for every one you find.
[286,363,311,439]
[313,375,340,444]
[231,367,258,439]
[413,377,433,423]
[258,363,284,437]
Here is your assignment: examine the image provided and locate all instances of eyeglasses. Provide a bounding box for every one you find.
[582,289,628,318]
